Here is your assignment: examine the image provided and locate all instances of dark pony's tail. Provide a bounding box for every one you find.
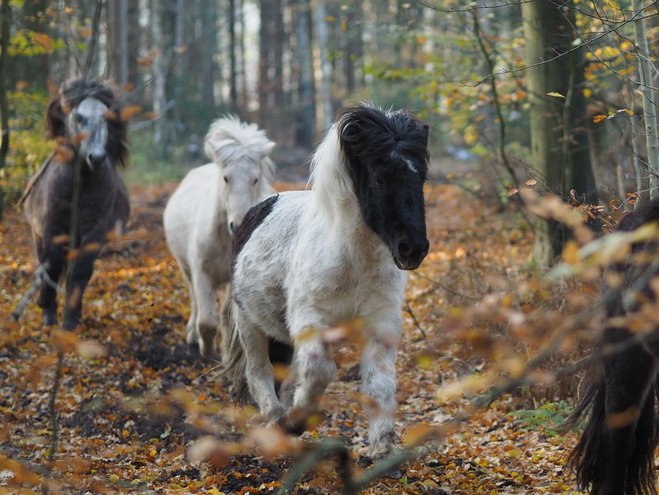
[219,286,251,405]
[565,360,659,495]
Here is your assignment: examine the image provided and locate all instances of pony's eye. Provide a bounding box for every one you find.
[223,176,229,184]
[374,177,385,189]
[74,114,86,125]
[253,178,259,185]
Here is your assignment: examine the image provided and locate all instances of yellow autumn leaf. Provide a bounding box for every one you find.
[525,179,537,186]
[546,92,565,98]
[593,114,608,123]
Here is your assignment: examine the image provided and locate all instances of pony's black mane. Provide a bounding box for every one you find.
[337,105,429,170]
[46,78,129,169]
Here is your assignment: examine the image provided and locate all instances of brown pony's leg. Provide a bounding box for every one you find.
[62,244,100,330]
[37,241,65,326]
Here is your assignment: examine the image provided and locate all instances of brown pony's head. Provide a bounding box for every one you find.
[46,78,129,169]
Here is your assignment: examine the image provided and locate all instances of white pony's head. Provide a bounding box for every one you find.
[204,116,276,234]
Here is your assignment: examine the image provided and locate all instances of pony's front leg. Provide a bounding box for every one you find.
[360,334,399,460]
[240,318,286,423]
[62,245,99,330]
[288,332,336,432]
[37,240,65,326]
[190,271,219,358]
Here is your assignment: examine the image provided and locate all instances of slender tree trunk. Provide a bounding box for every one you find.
[294,0,315,148]
[108,0,129,86]
[315,0,332,131]
[239,0,248,108]
[201,0,216,110]
[522,0,596,266]
[228,0,238,110]
[344,4,363,95]
[151,0,167,147]
[631,0,659,197]
[0,0,10,222]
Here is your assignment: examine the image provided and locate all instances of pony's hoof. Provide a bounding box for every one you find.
[61,318,79,330]
[43,312,58,326]
[358,454,404,479]
[278,409,326,436]
[187,342,201,356]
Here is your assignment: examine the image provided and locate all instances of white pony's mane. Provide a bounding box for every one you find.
[308,123,356,220]
[204,115,276,195]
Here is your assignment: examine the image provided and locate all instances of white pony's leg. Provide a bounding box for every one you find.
[239,313,286,421]
[190,270,219,358]
[360,336,399,459]
[291,335,337,413]
[180,264,199,347]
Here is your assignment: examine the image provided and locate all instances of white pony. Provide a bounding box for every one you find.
[224,105,430,460]
[163,116,275,358]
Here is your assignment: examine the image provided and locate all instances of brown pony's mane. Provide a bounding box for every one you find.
[46,78,129,169]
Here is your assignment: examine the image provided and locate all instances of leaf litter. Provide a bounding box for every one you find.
[0,182,589,494]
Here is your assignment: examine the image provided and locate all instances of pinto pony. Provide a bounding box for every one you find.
[223,105,430,459]
[567,197,659,495]
[22,78,129,330]
[163,116,275,358]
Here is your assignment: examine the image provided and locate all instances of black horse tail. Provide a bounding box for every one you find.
[566,367,659,495]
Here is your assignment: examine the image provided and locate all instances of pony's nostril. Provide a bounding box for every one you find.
[229,221,237,234]
[397,241,412,258]
[88,153,105,168]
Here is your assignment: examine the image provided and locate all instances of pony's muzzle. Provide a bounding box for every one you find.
[87,151,106,169]
[395,238,429,270]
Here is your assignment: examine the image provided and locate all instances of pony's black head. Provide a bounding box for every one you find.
[337,105,430,270]
[46,78,129,169]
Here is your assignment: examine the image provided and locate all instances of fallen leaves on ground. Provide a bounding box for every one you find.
[0,181,588,494]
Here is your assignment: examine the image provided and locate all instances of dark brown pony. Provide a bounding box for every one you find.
[566,197,659,495]
[21,78,130,330]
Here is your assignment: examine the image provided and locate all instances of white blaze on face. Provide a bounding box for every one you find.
[222,161,262,235]
[71,97,109,169]
[390,150,417,173]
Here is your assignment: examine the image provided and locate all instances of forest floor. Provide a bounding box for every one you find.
[0,178,591,494]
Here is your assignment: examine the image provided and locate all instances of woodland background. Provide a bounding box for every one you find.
[1,0,659,494]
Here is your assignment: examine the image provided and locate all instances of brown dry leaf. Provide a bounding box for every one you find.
[33,32,54,51]
[120,105,142,122]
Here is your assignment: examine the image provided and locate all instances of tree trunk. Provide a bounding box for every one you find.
[314,0,332,131]
[0,0,10,222]
[294,0,315,148]
[522,0,597,266]
[631,0,659,197]
[228,0,238,110]
[151,0,167,148]
[107,0,129,86]
[344,3,363,95]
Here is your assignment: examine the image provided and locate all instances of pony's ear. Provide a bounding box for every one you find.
[260,141,276,159]
[45,93,67,139]
[204,138,217,162]
[422,124,429,148]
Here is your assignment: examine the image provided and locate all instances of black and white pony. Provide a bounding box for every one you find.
[223,105,430,459]
[567,197,659,495]
[163,116,275,357]
[21,78,129,330]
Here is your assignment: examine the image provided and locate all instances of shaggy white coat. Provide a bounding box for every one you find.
[163,116,275,357]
